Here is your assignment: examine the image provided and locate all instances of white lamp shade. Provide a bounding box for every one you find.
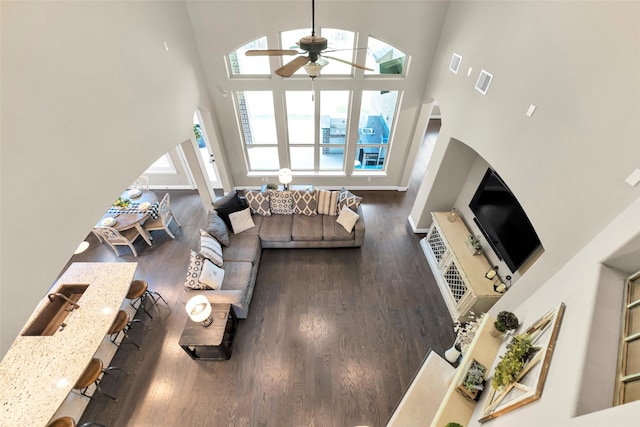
[185,295,212,323]
[278,168,293,185]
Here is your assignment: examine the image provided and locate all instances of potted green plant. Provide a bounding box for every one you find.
[456,359,486,401]
[265,183,278,190]
[492,333,535,390]
[490,311,519,337]
[445,423,463,427]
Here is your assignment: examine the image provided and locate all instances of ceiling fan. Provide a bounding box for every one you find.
[245,0,372,78]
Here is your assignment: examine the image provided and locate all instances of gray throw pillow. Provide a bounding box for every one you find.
[206,211,230,247]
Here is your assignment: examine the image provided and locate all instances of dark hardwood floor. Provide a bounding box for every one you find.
[71,120,453,427]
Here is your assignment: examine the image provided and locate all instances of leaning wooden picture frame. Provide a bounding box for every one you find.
[478,302,566,423]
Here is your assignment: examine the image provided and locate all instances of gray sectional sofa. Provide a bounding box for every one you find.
[183,189,364,318]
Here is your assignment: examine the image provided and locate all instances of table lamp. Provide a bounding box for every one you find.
[185,295,213,327]
[278,168,292,190]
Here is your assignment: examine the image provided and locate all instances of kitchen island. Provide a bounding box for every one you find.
[0,262,137,426]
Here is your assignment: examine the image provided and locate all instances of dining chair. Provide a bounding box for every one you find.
[92,226,143,257]
[143,193,181,239]
[73,357,127,401]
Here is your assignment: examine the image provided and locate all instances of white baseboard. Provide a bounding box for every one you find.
[408,215,430,233]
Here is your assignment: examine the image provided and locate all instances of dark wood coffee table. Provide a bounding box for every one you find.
[179,303,237,360]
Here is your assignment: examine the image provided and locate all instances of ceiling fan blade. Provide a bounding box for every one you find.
[275,56,310,77]
[321,54,373,71]
[245,49,299,57]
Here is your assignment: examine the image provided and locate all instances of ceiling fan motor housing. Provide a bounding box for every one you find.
[299,36,328,62]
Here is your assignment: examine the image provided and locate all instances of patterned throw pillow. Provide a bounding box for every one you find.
[338,189,362,212]
[184,251,208,290]
[268,190,293,215]
[245,191,271,216]
[291,190,318,216]
[199,229,223,267]
[317,189,340,216]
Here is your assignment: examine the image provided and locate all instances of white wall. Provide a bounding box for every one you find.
[0,0,214,355]
[413,1,640,425]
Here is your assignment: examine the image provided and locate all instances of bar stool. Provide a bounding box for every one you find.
[107,309,142,349]
[46,416,105,427]
[127,279,170,319]
[74,358,126,401]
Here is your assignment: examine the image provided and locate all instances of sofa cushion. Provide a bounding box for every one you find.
[221,261,253,291]
[213,190,248,228]
[338,189,362,212]
[268,190,293,215]
[317,189,339,215]
[224,234,261,264]
[199,229,223,267]
[292,214,323,241]
[206,211,230,247]
[229,207,255,234]
[291,189,318,216]
[323,214,356,241]
[336,205,360,233]
[259,214,293,242]
[245,190,271,216]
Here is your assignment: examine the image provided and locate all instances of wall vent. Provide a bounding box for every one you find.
[475,70,493,94]
[449,53,462,74]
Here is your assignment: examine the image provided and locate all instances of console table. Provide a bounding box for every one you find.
[179,304,237,360]
[260,184,314,191]
[421,212,501,322]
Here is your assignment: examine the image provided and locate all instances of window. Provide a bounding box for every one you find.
[354,90,398,170]
[615,270,640,405]
[365,36,407,76]
[286,91,314,170]
[228,37,271,75]
[236,91,279,171]
[144,154,176,175]
[317,29,355,75]
[319,91,349,170]
[231,31,406,174]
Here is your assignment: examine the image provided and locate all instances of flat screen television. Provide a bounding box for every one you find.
[469,168,541,272]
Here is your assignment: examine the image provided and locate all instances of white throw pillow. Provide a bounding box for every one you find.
[199,259,225,290]
[229,207,255,234]
[336,204,360,233]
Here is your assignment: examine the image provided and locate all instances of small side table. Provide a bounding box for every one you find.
[179,303,237,360]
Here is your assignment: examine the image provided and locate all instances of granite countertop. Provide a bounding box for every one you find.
[0,262,137,426]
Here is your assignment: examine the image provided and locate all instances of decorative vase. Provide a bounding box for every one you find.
[489,323,504,337]
[445,343,461,363]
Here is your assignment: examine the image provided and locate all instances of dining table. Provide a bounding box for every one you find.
[96,189,159,246]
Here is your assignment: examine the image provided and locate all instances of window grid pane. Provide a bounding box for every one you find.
[286,91,314,145]
[355,90,397,170]
[229,37,270,75]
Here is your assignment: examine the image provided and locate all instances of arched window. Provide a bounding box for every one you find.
[231,30,406,174]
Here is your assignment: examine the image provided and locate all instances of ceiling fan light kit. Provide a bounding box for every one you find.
[245,0,371,78]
